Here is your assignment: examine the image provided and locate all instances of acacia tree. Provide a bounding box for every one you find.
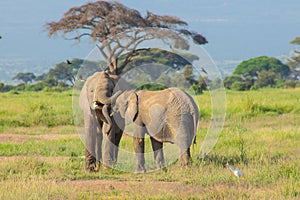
[289,36,300,67]
[13,72,36,84]
[287,37,300,80]
[286,50,300,71]
[291,37,300,45]
[46,1,207,74]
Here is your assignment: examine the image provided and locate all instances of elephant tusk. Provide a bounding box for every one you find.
[93,102,101,110]
[110,112,114,117]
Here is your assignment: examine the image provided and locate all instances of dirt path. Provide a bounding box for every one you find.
[0,155,80,162]
[0,132,202,197]
[0,133,78,143]
[68,179,201,195]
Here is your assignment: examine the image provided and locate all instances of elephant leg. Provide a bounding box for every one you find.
[84,110,103,172]
[133,137,146,173]
[102,130,116,167]
[174,115,194,167]
[133,126,146,173]
[102,118,123,167]
[113,121,124,162]
[150,137,165,169]
[179,148,191,167]
[85,148,96,172]
[176,133,192,167]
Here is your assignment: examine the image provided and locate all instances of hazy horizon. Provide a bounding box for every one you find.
[1,0,300,83]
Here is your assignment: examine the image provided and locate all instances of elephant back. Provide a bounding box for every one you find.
[168,88,199,115]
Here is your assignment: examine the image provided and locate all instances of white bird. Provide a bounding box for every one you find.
[226,163,244,178]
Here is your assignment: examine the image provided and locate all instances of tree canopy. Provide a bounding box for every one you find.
[290,37,300,45]
[36,58,100,86]
[46,0,207,74]
[233,56,290,78]
[117,48,197,73]
[224,56,294,91]
[13,72,36,84]
[287,51,300,69]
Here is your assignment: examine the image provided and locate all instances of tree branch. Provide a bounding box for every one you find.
[65,33,91,40]
[46,1,207,73]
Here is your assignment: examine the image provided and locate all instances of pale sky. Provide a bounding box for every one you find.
[0,0,300,77]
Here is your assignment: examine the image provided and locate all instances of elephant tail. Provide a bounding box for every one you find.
[191,113,198,155]
[192,110,199,145]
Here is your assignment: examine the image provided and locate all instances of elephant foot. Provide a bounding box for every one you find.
[102,163,113,170]
[134,169,146,174]
[102,159,117,169]
[85,151,101,172]
[158,165,167,172]
[178,153,192,167]
[156,162,166,171]
[134,165,146,174]
[85,160,101,172]
[103,161,118,170]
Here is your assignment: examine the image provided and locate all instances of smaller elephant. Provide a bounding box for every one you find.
[108,88,199,172]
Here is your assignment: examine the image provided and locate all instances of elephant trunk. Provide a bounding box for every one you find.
[97,91,122,135]
[96,90,122,105]
[102,105,112,135]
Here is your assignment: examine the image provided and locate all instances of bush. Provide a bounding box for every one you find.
[224,75,244,89]
[285,80,297,88]
[137,83,167,91]
[274,79,285,88]
[0,83,14,92]
[25,82,48,91]
[209,78,223,90]
[192,84,203,94]
[231,81,249,91]
[43,87,67,92]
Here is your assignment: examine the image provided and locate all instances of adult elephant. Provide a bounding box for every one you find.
[106,88,199,173]
[79,71,128,172]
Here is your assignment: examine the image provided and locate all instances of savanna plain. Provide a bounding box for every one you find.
[0,88,299,199]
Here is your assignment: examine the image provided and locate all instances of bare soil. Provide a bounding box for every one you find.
[68,179,201,196]
[0,155,76,162]
[0,133,77,143]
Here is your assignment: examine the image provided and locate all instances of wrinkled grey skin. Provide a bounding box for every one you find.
[107,88,199,173]
[79,71,127,172]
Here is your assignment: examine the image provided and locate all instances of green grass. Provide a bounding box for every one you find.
[0,137,83,157]
[0,88,300,199]
[0,91,74,132]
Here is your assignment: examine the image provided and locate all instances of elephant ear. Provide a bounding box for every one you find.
[85,72,101,109]
[125,92,138,125]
